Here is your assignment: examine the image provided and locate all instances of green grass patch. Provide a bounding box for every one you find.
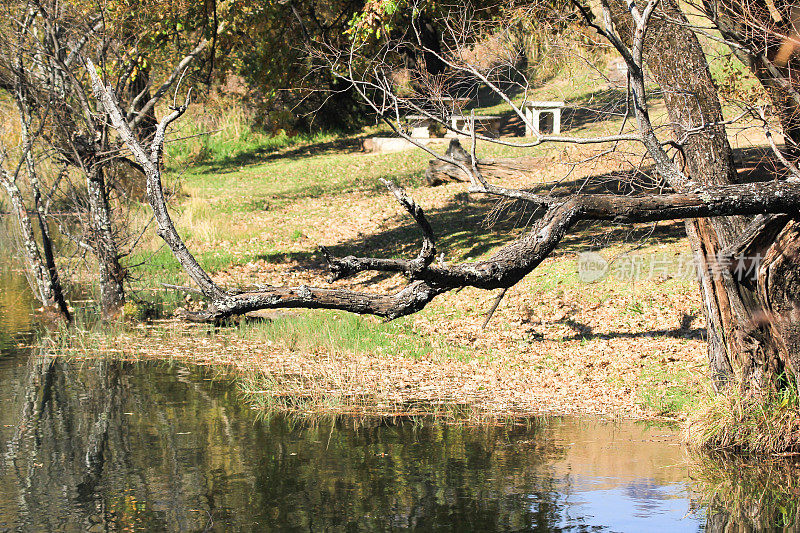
[637,364,700,417]
[234,310,470,361]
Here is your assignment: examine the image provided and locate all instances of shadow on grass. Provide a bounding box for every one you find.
[192,134,374,175]
[228,141,790,291]
[734,144,794,182]
[556,316,706,341]
[326,167,684,261]
[247,168,688,284]
[269,169,424,205]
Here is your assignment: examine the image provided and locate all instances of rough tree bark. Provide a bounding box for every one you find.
[89,58,800,327]
[601,0,800,390]
[701,0,800,158]
[0,0,226,319]
[85,163,126,318]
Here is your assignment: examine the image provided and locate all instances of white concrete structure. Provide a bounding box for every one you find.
[522,101,565,136]
[363,137,447,154]
[405,114,435,138]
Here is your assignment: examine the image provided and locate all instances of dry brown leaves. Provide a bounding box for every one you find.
[90,145,713,420]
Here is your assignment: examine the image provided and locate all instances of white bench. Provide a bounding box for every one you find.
[446,114,502,138]
[522,101,565,136]
[405,112,502,138]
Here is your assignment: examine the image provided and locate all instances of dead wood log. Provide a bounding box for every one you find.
[425,139,543,185]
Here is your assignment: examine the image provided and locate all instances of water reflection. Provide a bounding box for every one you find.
[691,453,800,532]
[0,253,34,352]
[0,351,707,532]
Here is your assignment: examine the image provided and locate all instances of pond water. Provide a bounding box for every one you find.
[0,255,794,532]
[0,353,703,532]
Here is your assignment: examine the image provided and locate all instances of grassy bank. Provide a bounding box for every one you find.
[44,63,746,421]
[686,381,800,453]
[44,81,715,421]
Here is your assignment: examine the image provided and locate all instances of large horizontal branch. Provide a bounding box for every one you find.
[252,181,800,306]
[176,281,448,322]
[90,56,800,323]
[154,179,800,322]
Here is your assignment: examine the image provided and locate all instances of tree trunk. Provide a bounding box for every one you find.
[0,178,70,321]
[620,0,800,389]
[86,164,125,318]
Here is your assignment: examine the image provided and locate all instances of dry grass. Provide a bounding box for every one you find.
[177,197,223,243]
[50,98,714,421]
[685,380,800,454]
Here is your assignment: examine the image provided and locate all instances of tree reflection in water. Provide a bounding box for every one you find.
[1,353,574,531]
[691,453,800,532]
[0,349,714,532]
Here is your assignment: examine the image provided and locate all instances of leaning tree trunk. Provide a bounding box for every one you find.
[26,152,71,322]
[619,0,800,390]
[86,163,125,318]
[109,68,156,202]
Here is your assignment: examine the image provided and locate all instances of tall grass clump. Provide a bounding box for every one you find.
[233,311,473,416]
[234,311,459,360]
[177,196,221,242]
[685,377,800,454]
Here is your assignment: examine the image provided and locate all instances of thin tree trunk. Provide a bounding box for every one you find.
[86,164,125,318]
[27,156,71,321]
[0,177,70,320]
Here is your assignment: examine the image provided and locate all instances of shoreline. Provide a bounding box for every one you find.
[47,308,708,421]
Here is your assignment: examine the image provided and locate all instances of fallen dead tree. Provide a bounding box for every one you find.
[425,139,544,185]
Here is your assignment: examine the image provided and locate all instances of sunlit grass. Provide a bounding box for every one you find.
[685,378,800,453]
[35,59,724,421]
[233,310,471,362]
[636,365,700,416]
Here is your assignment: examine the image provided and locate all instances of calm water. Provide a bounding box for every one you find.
[0,256,794,532]
[0,354,703,532]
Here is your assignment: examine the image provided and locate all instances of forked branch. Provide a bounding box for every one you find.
[88,60,800,323]
[323,178,436,281]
